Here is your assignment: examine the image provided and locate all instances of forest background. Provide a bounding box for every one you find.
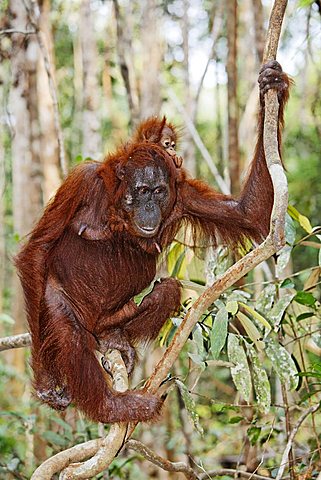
[0,0,321,479]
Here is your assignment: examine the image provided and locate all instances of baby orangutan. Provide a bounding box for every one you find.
[132,116,183,168]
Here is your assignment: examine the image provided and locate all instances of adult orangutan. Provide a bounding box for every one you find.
[15,61,290,423]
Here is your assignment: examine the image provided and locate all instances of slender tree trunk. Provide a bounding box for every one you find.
[251,0,265,67]
[214,59,225,179]
[0,85,4,316]
[139,0,162,119]
[226,0,240,194]
[37,0,61,202]
[9,0,42,393]
[112,0,140,126]
[180,0,196,176]
[80,0,101,159]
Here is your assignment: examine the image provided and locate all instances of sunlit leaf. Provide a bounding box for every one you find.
[134,279,160,306]
[168,242,187,278]
[227,334,252,401]
[248,346,271,414]
[287,205,313,233]
[238,302,271,332]
[236,312,264,350]
[226,300,238,315]
[265,339,299,390]
[298,0,313,7]
[298,214,313,234]
[175,379,204,435]
[210,307,228,360]
[193,324,206,359]
[159,319,174,347]
[180,280,206,295]
[171,250,186,278]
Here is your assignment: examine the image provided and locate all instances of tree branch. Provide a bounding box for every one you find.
[0,29,36,35]
[126,439,200,480]
[199,469,272,480]
[262,0,289,251]
[0,333,31,351]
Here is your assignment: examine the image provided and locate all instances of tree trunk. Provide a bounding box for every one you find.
[180,0,196,176]
[80,0,101,159]
[9,0,43,393]
[37,0,61,202]
[226,0,240,194]
[0,84,4,316]
[251,0,265,67]
[112,0,140,126]
[139,0,162,119]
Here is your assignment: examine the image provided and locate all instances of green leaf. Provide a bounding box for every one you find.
[168,242,187,278]
[287,205,313,233]
[73,154,84,163]
[180,280,206,295]
[280,278,295,289]
[229,416,244,424]
[236,312,264,351]
[268,293,295,328]
[227,334,252,401]
[298,214,313,234]
[175,379,203,435]
[296,312,314,322]
[298,0,313,6]
[188,353,206,367]
[248,346,271,414]
[211,403,237,413]
[226,300,238,315]
[193,324,206,359]
[239,302,271,331]
[210,307,228,360]
[247,426,261,446]
[285,213,296,245]
[171,250,186,278]
[134,279,160,306]
[294,291,316,307]
[265,340,299,390]
[276,246,292,276]
[256,284,276,314]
